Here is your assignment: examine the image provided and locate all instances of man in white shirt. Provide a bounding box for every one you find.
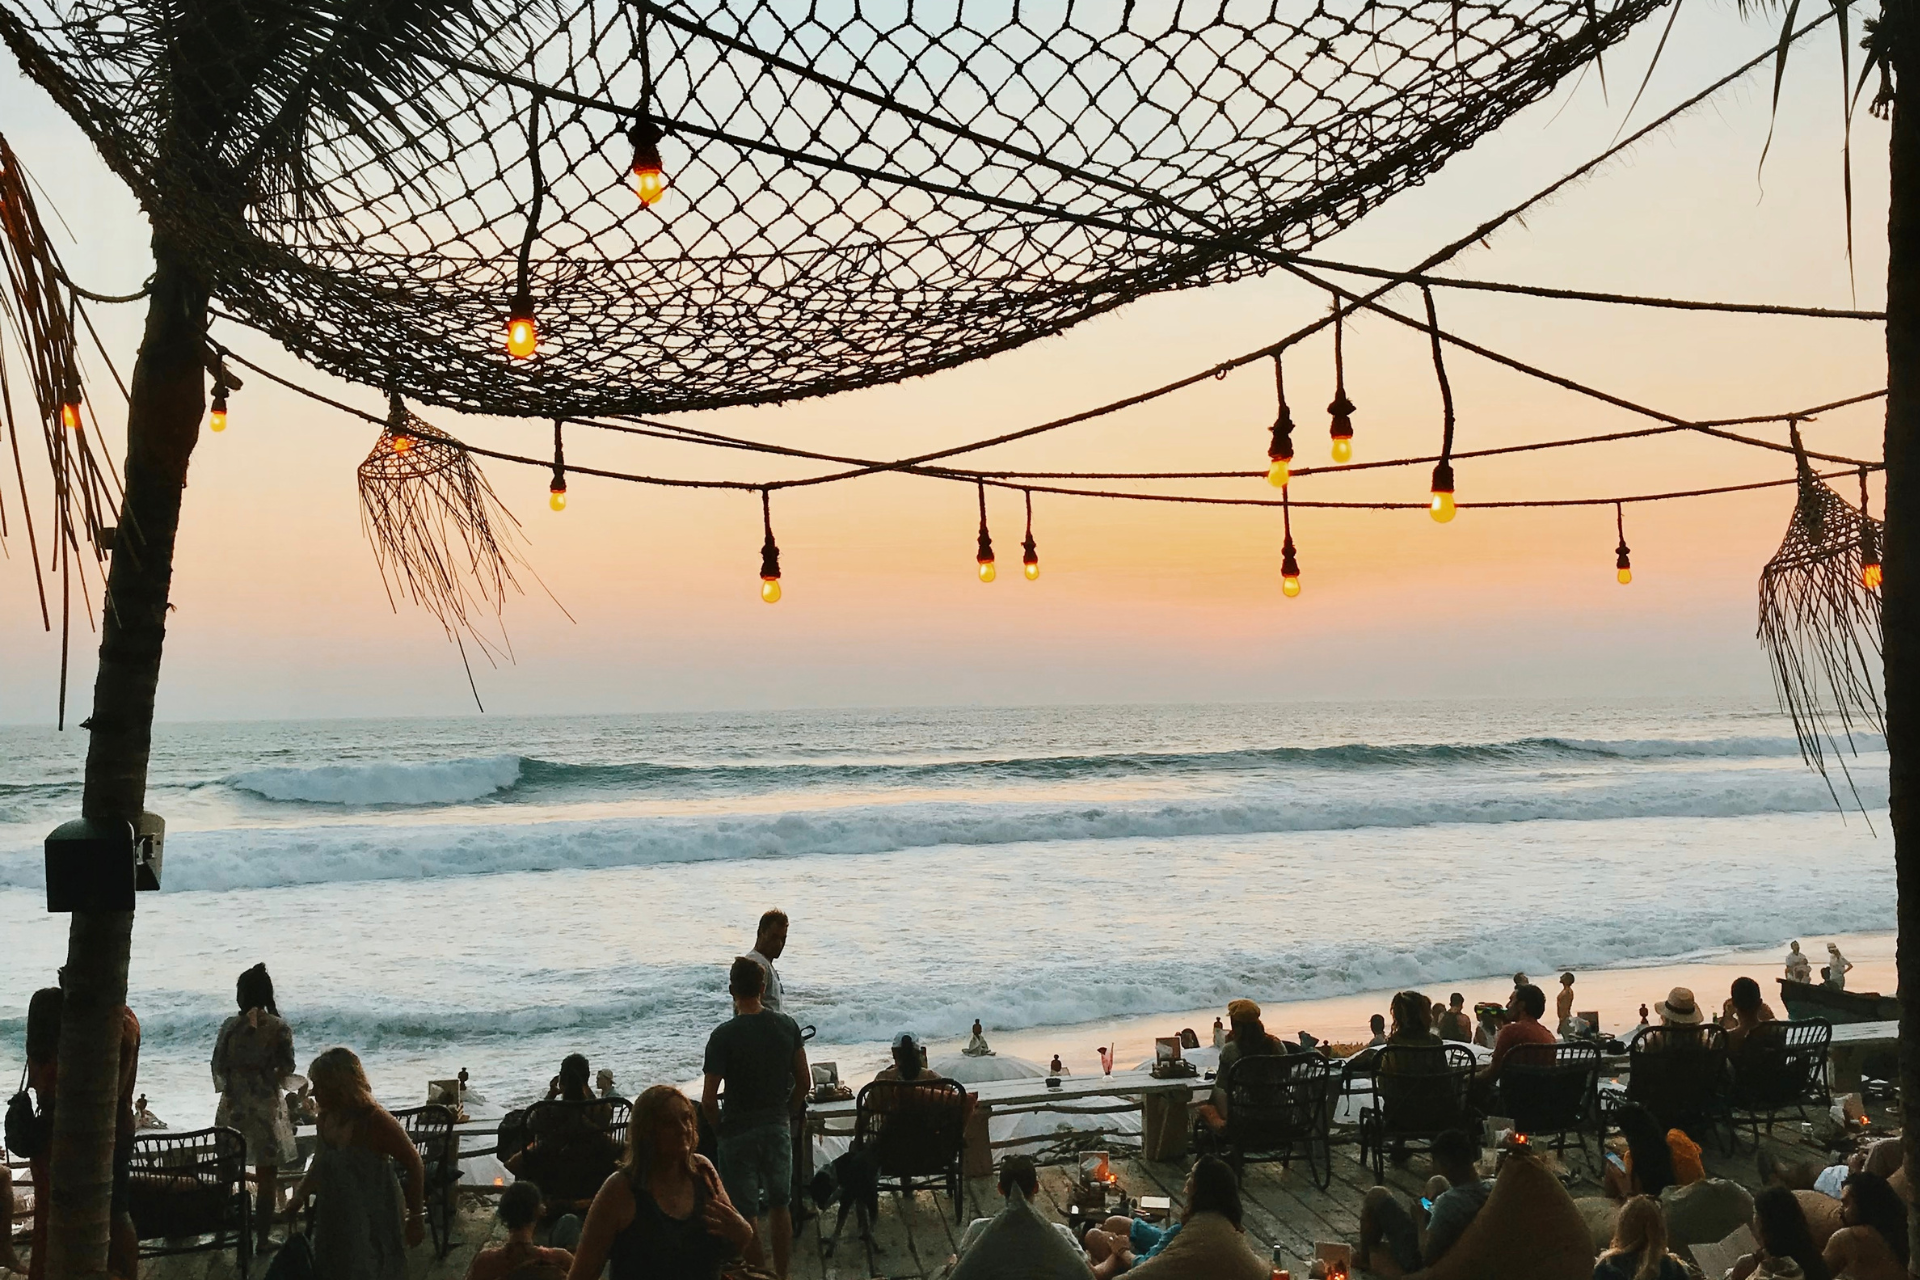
[748,909,789,1014]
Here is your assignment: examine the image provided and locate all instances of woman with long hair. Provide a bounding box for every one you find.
[16,988,59,1280]
[289,1047,425,1280]
[1823,1172,1909,1280]
[212,963,296,1253]
[1603,1103,1678,1201]
[1728,1187,1831,1280]
[565,1085,753,1280]
[1593,1195,1687,1280]
[1388,991,1440,1045]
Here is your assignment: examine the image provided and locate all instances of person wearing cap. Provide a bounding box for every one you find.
[1654,987,1705,1028]
[1197,1000,1283,1132]
[876,1032,941,1083]
[701,955,807,1279]
[1825,943,1854,991]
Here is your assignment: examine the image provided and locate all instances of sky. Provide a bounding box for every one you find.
[0,3,1893,721]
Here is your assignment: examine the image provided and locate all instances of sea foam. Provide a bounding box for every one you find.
[223,755,526,806]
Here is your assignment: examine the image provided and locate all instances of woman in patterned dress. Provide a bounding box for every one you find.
[211,964,296,1253]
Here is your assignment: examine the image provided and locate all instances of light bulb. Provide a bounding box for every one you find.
[761,577,782,603]
[507,314,537,359]
[1430,491,1456,523]
[1024,559,1040,581]
[1864,563,1883,589]
[60,402,81,431]
[1282,574,1301,598]
[1617,566,1633,585]
[1267,458,1290,487]
[391,433,412,454]
[633,165,668,206]
[549,487,567,512]
[978,559,997,583]
[1331,437,1352,464]
[209,409,228,433]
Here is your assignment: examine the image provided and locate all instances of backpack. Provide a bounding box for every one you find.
[262,1231,314,1280]
[4,1065,49,1161]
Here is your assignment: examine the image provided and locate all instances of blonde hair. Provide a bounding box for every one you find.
[308,1046,376,1113]
[1600,1196,1674,1280]
[624,1085,699,1185]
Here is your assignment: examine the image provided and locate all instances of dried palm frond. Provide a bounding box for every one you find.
[1757,425,1884,805]
[357,394,528,674]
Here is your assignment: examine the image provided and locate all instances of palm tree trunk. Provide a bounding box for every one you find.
[45,231,207,1280]
[1886,9,1920,1268]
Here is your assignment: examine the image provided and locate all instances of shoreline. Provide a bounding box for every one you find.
[829,929,1897,1080]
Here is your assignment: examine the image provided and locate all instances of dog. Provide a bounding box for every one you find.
[809,1145,881,1257]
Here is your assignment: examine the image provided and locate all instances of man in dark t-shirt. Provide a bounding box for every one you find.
[702,955,807,1279]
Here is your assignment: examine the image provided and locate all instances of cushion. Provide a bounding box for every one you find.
[1417,1151,1593,1280]
[1126,1211,1268,1280]
[947,1186,1093,1280]
[1572,1196,1620,1252]
[1661,1178,1754,1248]
[1793,1190,1844,1247]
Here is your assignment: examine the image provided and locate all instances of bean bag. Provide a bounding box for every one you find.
[1793,1190,1844,1248]
[1572,1197,1619,1252]
[1416,1151,1592,1280]
[1126,1211,1268,1280]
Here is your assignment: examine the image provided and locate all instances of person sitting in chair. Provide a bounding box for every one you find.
[1196,1000,1283,1133]
[1722,977,1778,1054]
[1473,983,1554,1106]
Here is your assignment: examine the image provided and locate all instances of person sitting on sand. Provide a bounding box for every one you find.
[1474,983,1554,1102]
[1436,993,1474,1043]
[1085,1156,1264,1279]
[1824,1172,1909,1280]
[465,1180,572,1280]
[1826,944,1855,992]
[1366,1014,1388,1048]
[1786,942,1814,985]
[1196,1001,1283,1132]
[1729,1187,1834,1280]
[1723,977,1780,1054]
[1593,1195,1689,1280]
[1356,1129,1491,1276]
[951,1156,1087,1278]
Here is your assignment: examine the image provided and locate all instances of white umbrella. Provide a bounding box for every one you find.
[931,1052,1047,1085]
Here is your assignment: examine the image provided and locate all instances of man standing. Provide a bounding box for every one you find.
[703,956,807,1279]
[747,909,788,1014]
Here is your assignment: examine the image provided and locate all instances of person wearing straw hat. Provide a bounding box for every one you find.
[1654,988,1704,1026]
[1825,943,1854,991]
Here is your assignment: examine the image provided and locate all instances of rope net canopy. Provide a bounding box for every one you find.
[0,0,1666,418]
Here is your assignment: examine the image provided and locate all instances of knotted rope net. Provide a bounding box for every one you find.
[0,0,1666,418]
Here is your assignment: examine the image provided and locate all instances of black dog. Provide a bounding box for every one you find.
[809,1145,880,1257]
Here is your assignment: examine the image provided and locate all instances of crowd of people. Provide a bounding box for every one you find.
[0,932,1896,1280]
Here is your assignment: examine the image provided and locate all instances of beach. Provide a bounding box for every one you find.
[0,696,1894,1124]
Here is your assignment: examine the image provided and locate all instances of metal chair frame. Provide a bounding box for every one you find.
[1198,1053,1339,1189]
[851,1078,969,1226]
[1498,1042,1603,1166]
[1356,1044,1478,1183]
[391,1103,458,1259]
[1624,1024,1733,1153]
[1728,1019,1833,1150]
[496,1096,631,1219]
[125,1124,251,1274]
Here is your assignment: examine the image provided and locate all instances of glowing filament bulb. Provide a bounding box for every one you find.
[761,576,782,604]
[1617,565,1633,585]
[1024,558,1040,581]
[629,120,669,207]
[506,290,537,359]
[978,558,997,583]
[549,469,568,511]
[1280,537,1301,598]
[210,408,227,433]
[391,433,412,454]
[1864,562,1884,590]
[1430,491,1456,523]
[1330,436,1352,464]
[1267,457,1290,488]
[60,402,81,431]
[1282,573,1301,598]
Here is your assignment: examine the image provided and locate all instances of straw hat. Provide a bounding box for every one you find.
[1655,987,1704,1025]
[1226,998,1261,1022]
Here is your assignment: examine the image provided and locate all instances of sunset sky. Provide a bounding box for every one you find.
[0,4,1892,721]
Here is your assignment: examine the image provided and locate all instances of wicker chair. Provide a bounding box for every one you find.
[497,1097,630,1219]
[1729,1019,1833,1149]
[1499,1043,1602,1163]
[1624,1024,1731,1151]
[125,1125,251,1274]
[1197,1053,1338,1188]
[391,1103,458,1258]
[852,1078,969,1225]
[1356,1044,1478,1182]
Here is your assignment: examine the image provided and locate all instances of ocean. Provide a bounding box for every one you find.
[0,696,1891,1127]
